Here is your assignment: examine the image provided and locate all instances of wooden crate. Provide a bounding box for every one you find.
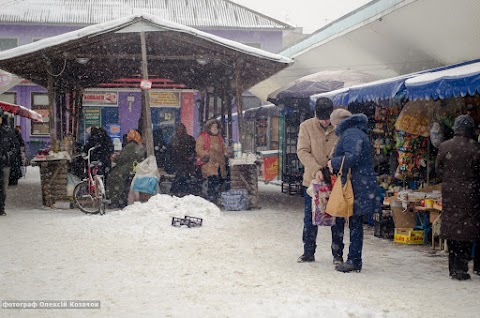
[38,159,69,207]
[229,163,259,209]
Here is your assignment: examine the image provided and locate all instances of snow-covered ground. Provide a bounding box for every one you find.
[1,167,479,318]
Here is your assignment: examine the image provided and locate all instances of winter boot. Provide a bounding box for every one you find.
[450,272,471,281]
[333,256,344,265]
[335,260,361,273]
[297,254,315,263]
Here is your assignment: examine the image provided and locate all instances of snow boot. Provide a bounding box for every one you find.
[333,256,344,265]
[297,254,315,263]
[450,272,471,281]
[335,260,361,273]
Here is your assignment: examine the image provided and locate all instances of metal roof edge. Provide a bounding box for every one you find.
[0,13,293,64]
[223,0,294,29]
[279,0,412,57]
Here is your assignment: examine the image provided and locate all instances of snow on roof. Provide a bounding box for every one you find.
[0,0,293,29]
[0,13,293,64]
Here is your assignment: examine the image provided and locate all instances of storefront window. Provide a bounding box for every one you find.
[31,93,50,136]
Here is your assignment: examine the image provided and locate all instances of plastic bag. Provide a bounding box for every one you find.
[307,180,335,226]
[130,156,160,198]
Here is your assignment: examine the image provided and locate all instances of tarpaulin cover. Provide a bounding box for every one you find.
[0,100,43,122]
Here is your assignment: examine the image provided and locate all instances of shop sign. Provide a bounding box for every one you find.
[83,92,118,106]
[150,92,180,107]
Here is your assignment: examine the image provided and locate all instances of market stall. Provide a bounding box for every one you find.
[309,59,480,247]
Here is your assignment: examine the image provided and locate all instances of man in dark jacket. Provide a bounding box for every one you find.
[0,109,19,215]
[436,114,480,280]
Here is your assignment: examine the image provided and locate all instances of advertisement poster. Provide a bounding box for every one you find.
[106,123,122,151]
[84,108,101,141]
[150,92,180,107]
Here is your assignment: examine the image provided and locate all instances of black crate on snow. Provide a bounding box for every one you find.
[373,210,394,240]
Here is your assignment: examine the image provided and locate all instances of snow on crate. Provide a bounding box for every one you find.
[111,194,223,220]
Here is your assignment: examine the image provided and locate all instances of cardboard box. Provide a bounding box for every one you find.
[394,228,424,245]
[390,198,416,228]
[429,210,441,223]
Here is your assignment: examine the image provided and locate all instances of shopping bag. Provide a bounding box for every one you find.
[307,180,335,226]
[325,157,354,219]
[131,156,160,195]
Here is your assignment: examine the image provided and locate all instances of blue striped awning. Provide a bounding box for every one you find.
[405,61,480,100]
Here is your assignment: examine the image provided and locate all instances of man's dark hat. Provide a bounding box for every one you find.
[315,97,334,120]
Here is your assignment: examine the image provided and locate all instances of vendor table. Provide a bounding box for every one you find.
[414,206,442,245]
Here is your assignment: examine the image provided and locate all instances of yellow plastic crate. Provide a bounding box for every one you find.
[394,228,424,245]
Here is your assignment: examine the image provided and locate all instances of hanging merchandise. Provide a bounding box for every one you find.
[394,131,428,181]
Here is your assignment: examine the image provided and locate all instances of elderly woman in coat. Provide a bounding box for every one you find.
[196,118,227,204]
[327,112,380,273]
[436,114,480,281]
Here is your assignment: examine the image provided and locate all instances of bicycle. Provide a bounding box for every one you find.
[73,145,109,215]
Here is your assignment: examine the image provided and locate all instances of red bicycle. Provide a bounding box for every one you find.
[73,145,109,214]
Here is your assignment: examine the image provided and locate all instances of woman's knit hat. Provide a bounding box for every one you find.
[330,108,352,126]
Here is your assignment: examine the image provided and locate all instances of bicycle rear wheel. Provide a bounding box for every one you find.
[73,180,100,214]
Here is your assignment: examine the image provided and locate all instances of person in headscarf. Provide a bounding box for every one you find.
[436,114,480,280]
[168,123,196,195]
[195,118,227,204]
[106,129,146,208]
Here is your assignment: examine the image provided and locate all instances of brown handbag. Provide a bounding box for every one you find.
[326,157,354,219]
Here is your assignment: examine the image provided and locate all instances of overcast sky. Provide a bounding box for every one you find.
[232,0,373,33]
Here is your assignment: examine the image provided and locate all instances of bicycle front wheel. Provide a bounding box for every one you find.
[73,180,100,214]
[94,175,106,215]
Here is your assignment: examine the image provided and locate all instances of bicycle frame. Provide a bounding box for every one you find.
[74,145,107,214]
[84,146,100,197]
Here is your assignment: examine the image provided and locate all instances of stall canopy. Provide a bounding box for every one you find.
[0,13,293,92]
[267,70,378,104]
[0,101,43,122]
[405,61,480,101]
[310,59,480,107]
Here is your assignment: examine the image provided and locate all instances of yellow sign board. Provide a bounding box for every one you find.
[150,92,180,107]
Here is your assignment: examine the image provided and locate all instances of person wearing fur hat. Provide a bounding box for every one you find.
[327,112,380,273]
[436,114,480,280]
[296,97,338,263]
[196,118,227,204]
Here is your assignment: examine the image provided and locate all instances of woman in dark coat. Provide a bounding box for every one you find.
[436,114,480,280]
[327,113,380,273]
[168,123,196,195]
[106,129,146,208]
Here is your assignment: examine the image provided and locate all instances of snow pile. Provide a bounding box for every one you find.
[112,194,222,220]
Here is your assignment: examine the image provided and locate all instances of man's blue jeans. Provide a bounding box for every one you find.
[302,187,318,255]
[331,215,364,266]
